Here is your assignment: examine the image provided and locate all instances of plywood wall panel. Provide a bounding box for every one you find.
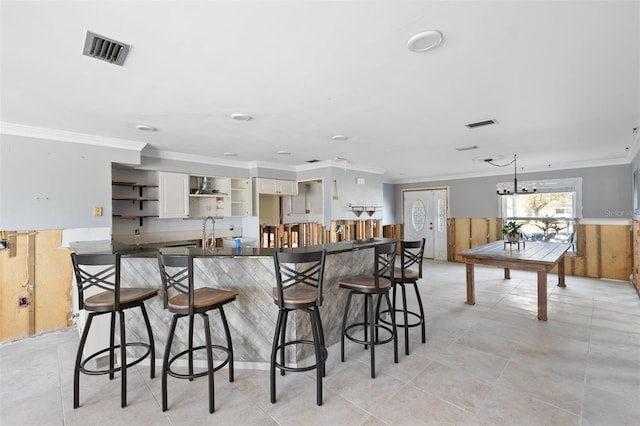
[35,230,72,333]
[633,220,640,292]
[1,233,32,340]
[446,219,630,281]
[600,225,632,281]
[583,225,601,278]
[1,230,73,342]
[470,218,490,247]
[453,218,471,262]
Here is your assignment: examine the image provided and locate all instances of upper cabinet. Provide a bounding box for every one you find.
[230,178,252,216]
[159,172,253,219]
[257,178,298,196]
[158,172,189,218]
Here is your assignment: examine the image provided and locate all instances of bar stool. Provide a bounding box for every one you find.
[378,239,426,355]
[271,250,327,406]
[71,253,157,409]
[339,242,397,378]
[157,254,237,413]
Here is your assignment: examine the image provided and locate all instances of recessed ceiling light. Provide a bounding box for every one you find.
[135,124,157,132]
[277,150,291,155]
[332,135,348,141]
[407,30,443,52]
[455,145,479,151]
[223,152,238,157]
[231,113,253,121]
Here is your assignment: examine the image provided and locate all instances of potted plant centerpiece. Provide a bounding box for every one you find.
[502,220,523,243]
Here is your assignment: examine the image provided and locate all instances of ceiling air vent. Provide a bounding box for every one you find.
[465,119,497,129]
[82,31,131,66]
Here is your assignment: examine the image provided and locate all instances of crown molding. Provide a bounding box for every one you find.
[298,160,385,175]
[143,148,251,168]
[0,122,146,152]
[388,157,630,185]
[248,161,298,172]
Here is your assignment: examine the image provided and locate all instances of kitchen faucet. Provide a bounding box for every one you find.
[202,216,215,249]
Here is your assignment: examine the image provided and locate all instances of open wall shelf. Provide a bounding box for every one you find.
[112,180,159,226]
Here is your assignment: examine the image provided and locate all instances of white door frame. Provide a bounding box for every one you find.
[402,187,449,261]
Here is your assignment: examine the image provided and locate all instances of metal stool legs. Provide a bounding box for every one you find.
[270,306,326,406]
[341,290,398,379]
[386,281,426,355]
[162,307,234,414]
[73,304,155,409]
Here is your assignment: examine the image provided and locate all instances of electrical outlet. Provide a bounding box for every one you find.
[93,207,103,217]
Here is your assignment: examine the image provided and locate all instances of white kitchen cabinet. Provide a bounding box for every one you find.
[231,178,252,216]
[158,172,189,218]
[257,178,298,195]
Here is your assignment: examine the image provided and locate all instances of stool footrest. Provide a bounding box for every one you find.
[79,342,152,376]
[273,339,327,373]
[344,322,395,346]
[378,308,424,328]
[167,344,232,380]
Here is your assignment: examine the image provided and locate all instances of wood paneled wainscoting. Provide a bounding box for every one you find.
[448,218,632,282]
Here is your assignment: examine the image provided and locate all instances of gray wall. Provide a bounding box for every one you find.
[382,183,395,225]
[297,166,385,226]
[0,134,140,230]
[394,164,631,221]
[3,133,629,232]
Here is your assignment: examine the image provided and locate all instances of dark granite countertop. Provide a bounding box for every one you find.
[69,238,397,258]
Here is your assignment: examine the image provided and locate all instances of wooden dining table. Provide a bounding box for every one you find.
[459,240,571,320]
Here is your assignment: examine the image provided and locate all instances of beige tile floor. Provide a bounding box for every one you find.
[2,260,640,425]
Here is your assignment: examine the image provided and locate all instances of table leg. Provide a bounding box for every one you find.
[466,263,475,305]
[537,270,547,321]
[557,256,566,287]
[504,268,511,279]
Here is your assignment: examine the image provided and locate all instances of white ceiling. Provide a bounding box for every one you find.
[2,1,639,183]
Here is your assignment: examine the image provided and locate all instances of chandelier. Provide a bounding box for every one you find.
[486,154,537,195]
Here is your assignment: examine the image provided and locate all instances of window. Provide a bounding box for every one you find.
[499,177,581,252]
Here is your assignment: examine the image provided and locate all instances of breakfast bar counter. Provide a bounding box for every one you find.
[70,238,396,367]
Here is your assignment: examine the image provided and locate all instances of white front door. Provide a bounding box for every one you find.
[403,189,448,260]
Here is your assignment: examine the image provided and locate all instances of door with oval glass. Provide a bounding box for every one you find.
[403,189,447,260]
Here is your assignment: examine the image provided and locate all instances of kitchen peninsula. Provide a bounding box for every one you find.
[70,238,397,367]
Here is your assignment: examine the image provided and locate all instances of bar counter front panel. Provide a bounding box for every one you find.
[72,238,396,367]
